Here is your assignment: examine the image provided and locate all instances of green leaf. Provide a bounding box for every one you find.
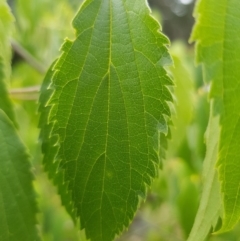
[39,63,59,177]
[0,0,14,80]
[191,0,240,232]
[187,101,222,241]
[0,109,39,241]
[39,63,76,220]
[40,1,173,240]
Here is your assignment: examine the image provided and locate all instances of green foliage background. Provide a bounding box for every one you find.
[1,0,240,240]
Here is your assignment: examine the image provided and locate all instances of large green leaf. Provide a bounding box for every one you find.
[0,109,39,241]
[187,101,222,241]
[191,0,240,232]
[40,0,173,240]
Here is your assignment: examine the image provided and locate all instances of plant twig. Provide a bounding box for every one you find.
[9,94,39,101]
[9,85,40,101]
[10,85,40,94]
[11,39,46,74]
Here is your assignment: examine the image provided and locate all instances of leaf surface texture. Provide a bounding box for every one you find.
[40,0,173,240]
[39,63,76,220]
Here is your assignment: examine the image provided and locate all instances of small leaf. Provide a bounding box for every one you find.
[187,101,222,241]
[0,109,39,241]
[191,0,240,232]
[40,0,173,240]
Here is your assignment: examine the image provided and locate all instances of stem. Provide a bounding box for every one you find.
[9,85,40,101]
[11,39,46,74]
[10,85,40,94]
[10,94,39,101]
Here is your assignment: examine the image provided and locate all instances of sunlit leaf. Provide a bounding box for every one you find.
[40,0,173,240]
[191,0,240,233]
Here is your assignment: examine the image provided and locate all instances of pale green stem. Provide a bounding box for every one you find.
[9,85,40,100]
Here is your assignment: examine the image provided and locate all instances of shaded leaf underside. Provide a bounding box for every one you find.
[40,0,173,240]
[191,0,240,234]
